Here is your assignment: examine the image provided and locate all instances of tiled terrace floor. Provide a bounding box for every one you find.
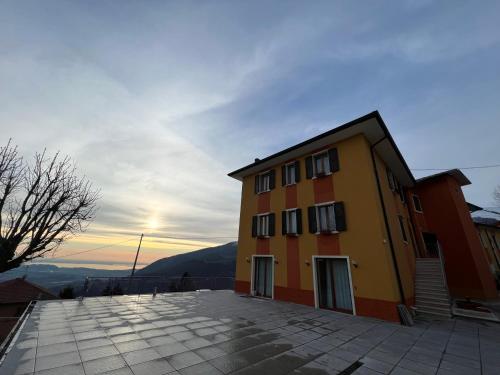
[2,291,500,375]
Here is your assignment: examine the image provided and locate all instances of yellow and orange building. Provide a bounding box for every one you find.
[229,112,417,322]
[228,111,498,323]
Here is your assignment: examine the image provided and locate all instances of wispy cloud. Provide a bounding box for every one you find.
[1,1,499,268]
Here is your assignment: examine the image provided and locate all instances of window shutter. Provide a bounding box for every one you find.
[294,161,301,182]
[308,206,317,233]
[296,208,303,234]
[251,216,257,237]
[329,148,339,172]
[269,170,276,190]
[254,175,259,194]
[281,211,287,235]
[306,156,313,179]
[268,213,275,236]
[386,169,395,191]
[334,202,346,231]
[281,165,286,186]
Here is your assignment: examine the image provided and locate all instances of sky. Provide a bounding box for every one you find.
[1,1,499,269]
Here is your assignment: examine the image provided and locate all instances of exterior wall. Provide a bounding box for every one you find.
[409,177,497,299]
[373,153,417,307]
[476,224,500,279]
[235,134,416,322]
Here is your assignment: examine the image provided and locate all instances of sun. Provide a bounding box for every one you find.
[146,216,160,232]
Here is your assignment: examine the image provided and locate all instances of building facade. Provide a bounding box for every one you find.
[475,220,500,284]
[229,112,418,322]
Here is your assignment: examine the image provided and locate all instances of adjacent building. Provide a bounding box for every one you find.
[228,111,498,322]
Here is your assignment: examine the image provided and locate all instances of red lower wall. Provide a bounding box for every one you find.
[234,280,405,323]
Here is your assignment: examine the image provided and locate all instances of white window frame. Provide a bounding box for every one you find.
[412,194,423,213]
[284,162,297,186]
[256,213,270,237]
[312,255,356,315]
[256,170,271,194]
[284,208,298,235]
[312,150,331,178]
[315,201,338,234]
[250,255,275,299]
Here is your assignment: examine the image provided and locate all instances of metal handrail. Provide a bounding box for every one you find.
[81,276,235,298]
[437,242,451,303]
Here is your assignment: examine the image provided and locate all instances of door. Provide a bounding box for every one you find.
[423,232,439,258]
[315,257,353,313]
[253,256,273,298]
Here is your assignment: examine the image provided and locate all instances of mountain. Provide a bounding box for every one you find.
[137,241,237,277]
[0,264,129,294]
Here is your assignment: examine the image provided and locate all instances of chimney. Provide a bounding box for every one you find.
[254,158,260,163]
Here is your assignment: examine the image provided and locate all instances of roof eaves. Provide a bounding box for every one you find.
[228,111,415,184]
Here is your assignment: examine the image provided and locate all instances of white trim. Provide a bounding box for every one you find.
[312,255,356,316]
[250,255,275,300]
[314,201,336,207]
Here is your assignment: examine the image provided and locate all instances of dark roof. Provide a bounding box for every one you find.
[467,202,483,212]
[228,111,416,186]
[473,216,500,228]
[0,278,57,304]
[416,169,471,186]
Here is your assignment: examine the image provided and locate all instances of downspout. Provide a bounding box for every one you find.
[370,137,406,305]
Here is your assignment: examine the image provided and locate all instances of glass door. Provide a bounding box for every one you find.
[315,258,353,313]
[253,257,273,298]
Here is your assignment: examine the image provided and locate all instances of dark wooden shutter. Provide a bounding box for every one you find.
[308,206,317,233]
[281,165,286,186]
[386,169,395,191]
[306,156,313,179]
[329,148,339,172]
[254,175,259,194]
[294,161,301,182]
[251,216,257,237]
[281,211,287,235]
[268,213,275,236]
[334,202,346,231]
[269,170,275,190]
[296,208,303,234]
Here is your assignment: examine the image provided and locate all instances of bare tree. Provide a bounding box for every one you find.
[0,140,99,273]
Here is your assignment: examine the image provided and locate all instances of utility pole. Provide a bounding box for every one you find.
[127,233,144,294]
[130,233,144,277]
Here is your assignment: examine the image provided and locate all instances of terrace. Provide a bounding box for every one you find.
[1,290,499,375]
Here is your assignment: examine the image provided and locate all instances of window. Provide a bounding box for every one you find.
[305,148,339,179]
[285,163,297,185]
[257,215,269,237]
[387,169,396,191]
[308,202,346,234]
[282,209,302,235]
[317,204,336,233]
[412,195,423,212]
[398,216,408,243]
[255,170,275,193]
[313,152,330,177]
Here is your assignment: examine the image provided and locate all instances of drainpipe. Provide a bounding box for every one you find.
[370,137,406,305]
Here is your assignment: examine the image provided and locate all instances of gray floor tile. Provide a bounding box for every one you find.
[34,351,81,372]
[83,355,128,375]
[130,358,176,375]
[123,347,161,365]
[35,363,85,375]
[168,351,205,370]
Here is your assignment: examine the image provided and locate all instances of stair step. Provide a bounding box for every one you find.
[416,300,450,309]
[415,294,450,302]
[416,291,449,299]
[416,308,452,318]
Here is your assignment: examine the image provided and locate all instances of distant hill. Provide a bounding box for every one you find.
[0,264,129,294]
[137,241,237,277]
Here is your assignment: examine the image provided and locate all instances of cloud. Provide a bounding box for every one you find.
[1,1,499,267]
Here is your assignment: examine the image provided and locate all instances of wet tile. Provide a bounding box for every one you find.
[83,354,128,375]
[115,339,150,353]
[35,351,81,372]
[80,345,120,361]
[123,347,161,365]
[35,363,85,375]
[130,358,176,375]
[168,351,205,370]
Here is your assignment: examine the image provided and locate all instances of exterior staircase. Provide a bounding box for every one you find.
[415,258,452,318]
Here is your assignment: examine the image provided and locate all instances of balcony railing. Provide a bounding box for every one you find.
[81,276,235,298]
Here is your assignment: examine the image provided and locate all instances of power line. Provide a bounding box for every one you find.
[411,164,500,171]
[48,238,136,259]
